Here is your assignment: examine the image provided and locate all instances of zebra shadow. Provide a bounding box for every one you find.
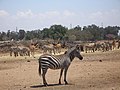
[30,83,66,88]
[30,83,74,88]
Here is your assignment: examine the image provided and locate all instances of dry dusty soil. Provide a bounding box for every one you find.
[0,49,120,90]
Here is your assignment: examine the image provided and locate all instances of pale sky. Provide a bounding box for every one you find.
[0,0,120,31]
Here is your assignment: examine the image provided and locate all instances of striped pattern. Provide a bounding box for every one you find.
[40,55,62,69]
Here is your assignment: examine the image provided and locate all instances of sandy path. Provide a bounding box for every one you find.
[0,50,120,90]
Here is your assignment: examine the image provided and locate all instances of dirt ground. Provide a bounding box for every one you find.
[0,49,120,90]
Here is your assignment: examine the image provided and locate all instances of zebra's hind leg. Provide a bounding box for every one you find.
[59,68,64,84]
[64,67,69,85]
[42,68,48,86]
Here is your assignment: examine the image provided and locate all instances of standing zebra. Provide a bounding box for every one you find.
[38,45,83,86]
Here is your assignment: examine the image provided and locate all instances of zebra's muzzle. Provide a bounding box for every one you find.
[79,56,83,60]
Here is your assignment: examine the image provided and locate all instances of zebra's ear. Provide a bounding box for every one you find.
[75,45,80,50]
[64,51,67,54]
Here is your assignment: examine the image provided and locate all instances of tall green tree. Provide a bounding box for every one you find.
[10,31,18,40]
[104,26,119,39]
[49,25,68,40]
[84,24,102,40]
[18,29,25,40]
[42,28,51,39]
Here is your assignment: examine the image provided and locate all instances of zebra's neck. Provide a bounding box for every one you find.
[69,51,75,61]
[66,48,75,61]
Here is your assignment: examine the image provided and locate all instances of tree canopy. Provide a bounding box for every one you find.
[0,24,120,41]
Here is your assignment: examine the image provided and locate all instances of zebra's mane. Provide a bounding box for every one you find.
[66,47,76,55]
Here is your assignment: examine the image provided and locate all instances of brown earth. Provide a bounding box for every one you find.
[0,49,120,90]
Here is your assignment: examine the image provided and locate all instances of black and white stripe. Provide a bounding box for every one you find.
[40,55,61,69]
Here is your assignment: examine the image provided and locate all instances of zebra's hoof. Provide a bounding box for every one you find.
[43,83,48,86]
[65,83,68,85]
[59,82,61,85]
[44,84,48,87]
[64,81,68,85]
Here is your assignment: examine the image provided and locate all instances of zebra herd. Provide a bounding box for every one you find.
[10,46,30,57]
[9,40,120,57]
[84,40,120,53]
[9,42,37,57]
[9,42,64,57]
[42,43,62,55]
[10,47,30,57]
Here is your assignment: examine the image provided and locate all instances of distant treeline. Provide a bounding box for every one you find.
[0,24,120,41]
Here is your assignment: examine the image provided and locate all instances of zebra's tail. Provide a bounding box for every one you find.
[38,59,41,76]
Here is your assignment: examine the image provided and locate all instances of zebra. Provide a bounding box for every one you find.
[10,46,19,57]
[38,45,83,86]
[84,43,96,53]
[42,44,55,54]
[19,47,30,56]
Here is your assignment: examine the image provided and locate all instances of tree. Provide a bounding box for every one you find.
[49,25,68,40]
[18,29,25,40]
[42,28,51,39]
[10,31,18,40]
[74,25,81,31]
[68,35,76,41]
[104,26,119,39]
[85,24,102,40]
[25,31,33,40]
[0,24,120,41]
[81,28,94,41]
[7,30,11,40]
[0,32,7,41]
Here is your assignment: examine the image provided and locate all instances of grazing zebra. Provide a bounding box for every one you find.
[38,45,83,86]
[19,47,30,56]
[42,44,55,54]
[117,40,120,49]
[84,43,96,53]
[112,40,116,49]
[10,46,19,57]
[29,42,38,58]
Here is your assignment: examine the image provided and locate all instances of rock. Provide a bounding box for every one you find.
[27,60,30,62]
[99,60,102,62]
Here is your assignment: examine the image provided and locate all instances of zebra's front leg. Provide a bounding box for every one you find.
[64,67,69,85]
[59,68,64,84]
[42,69,48,86]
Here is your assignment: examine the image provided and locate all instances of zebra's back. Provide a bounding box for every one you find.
[39,54,66,70]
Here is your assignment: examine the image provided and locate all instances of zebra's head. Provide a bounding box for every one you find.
[66,45,83,61]
[74,45,83,60]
